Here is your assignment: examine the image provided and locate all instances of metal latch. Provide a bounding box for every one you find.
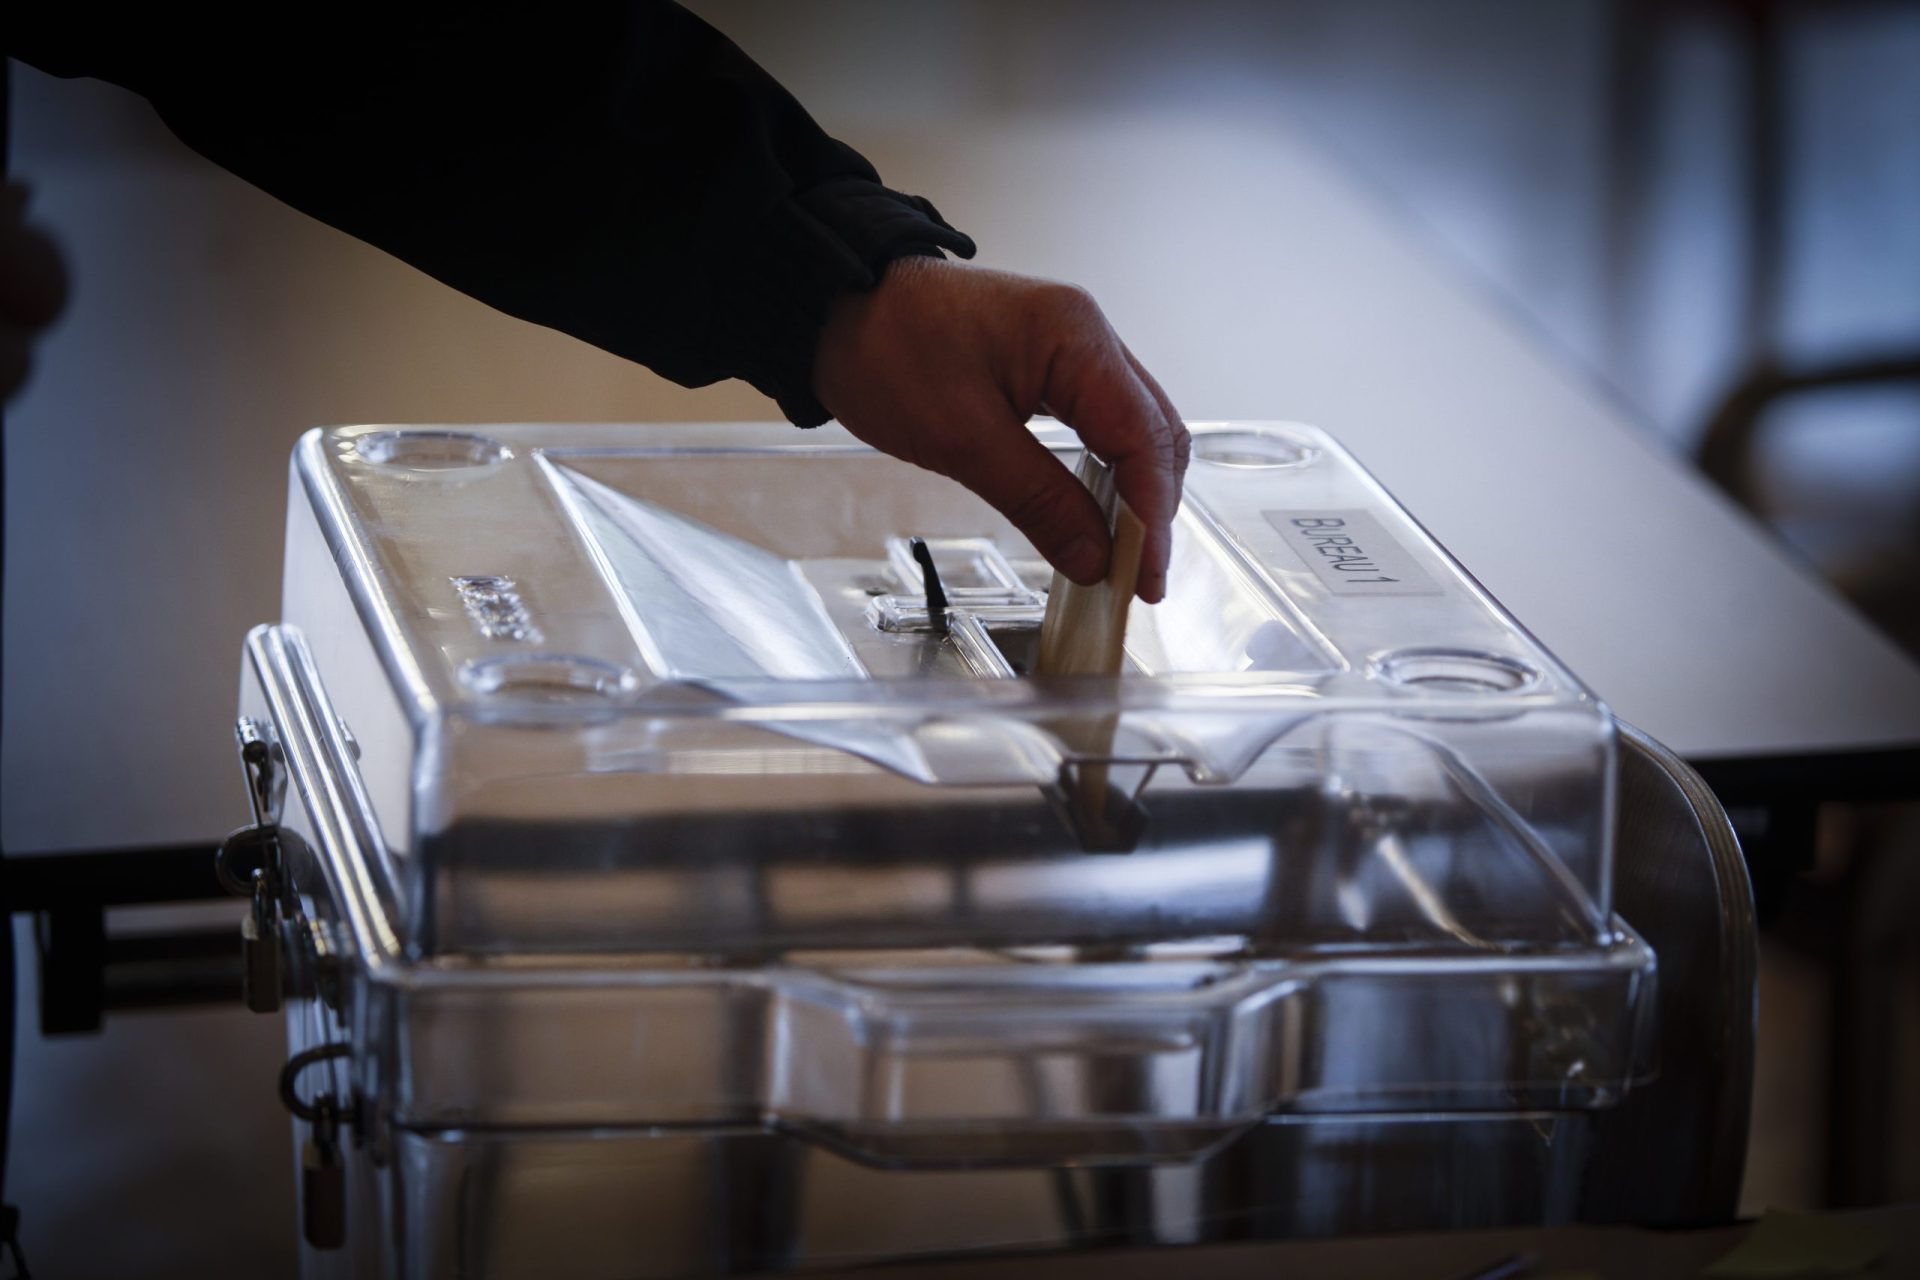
[220,717,294,1013]
[237,715,286,829]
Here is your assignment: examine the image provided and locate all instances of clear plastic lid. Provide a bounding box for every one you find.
[283,422,1616,960]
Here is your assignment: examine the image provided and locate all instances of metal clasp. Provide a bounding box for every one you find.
[236,716,285,830]
[221,717,300,1013]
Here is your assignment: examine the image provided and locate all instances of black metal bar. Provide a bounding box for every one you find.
[4,846,236,1032]
[98,928,244,1013]
[34,919,246,1033]
[1692,747,1916,928]
[1827,860,1894,1209]
[4,845,225,913]
[1690,744,1920,809]
[35,909,106,1036]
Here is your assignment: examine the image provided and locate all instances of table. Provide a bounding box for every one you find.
[852,112,1920,806]
[801,1205,1920,1280]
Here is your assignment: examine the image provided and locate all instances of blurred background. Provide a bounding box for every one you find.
[5,2,1918,1274]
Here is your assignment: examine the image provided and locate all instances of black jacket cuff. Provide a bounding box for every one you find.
[724,179,976,428]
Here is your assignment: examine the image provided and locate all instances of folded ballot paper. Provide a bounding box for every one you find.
[1037,453,1146,847]
[1037,452,1145,677]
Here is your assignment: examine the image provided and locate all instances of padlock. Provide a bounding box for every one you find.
[216,822,282,898]
[242,868,283,1014]
[302,1094,347,1250]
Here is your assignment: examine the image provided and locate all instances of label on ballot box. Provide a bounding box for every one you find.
[1264,507,1442,596]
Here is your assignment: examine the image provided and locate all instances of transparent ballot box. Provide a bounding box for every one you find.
[237,422,1656,1278]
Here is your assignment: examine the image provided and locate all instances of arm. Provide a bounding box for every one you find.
[10,4,1187,598]
[10,2,970,425]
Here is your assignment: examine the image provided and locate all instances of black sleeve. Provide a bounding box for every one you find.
[8,3,976,425]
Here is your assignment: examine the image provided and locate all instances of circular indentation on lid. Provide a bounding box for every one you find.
[1191,427,1319,469]
[350,430,512,471]
[459,654,638,704]
[1369,647,1541,694]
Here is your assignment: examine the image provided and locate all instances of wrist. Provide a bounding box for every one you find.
[814,254,948,412]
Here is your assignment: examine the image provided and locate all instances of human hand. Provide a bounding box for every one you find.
[1,181,71,404]
[812,257,1188,603]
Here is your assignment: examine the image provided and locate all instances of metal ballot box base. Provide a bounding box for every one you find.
[282,727,1752,1280]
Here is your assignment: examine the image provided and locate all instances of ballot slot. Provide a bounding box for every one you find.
[870,532,1157,848]
[883,535,1041,603]
[871,535,1133,682]
[537,445,1343,690]
[876,508,1341,684]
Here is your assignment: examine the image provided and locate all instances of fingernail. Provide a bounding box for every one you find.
[1137,562,1165,603]
[1062,534,1107,585]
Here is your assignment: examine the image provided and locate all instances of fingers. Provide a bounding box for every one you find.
[813,259,1187,603]
[1121,343,1188,475]
[1034,296,1187,603]
[1117,345,1189,602]
[932,399,1114,586]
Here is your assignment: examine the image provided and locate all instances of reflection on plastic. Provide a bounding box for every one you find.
[543,457,864,680]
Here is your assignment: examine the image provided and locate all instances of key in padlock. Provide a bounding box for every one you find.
[302,1094,347,1250]
[242,868,283,1014]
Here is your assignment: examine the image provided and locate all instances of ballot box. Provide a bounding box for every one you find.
[231,421,1677,1278]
